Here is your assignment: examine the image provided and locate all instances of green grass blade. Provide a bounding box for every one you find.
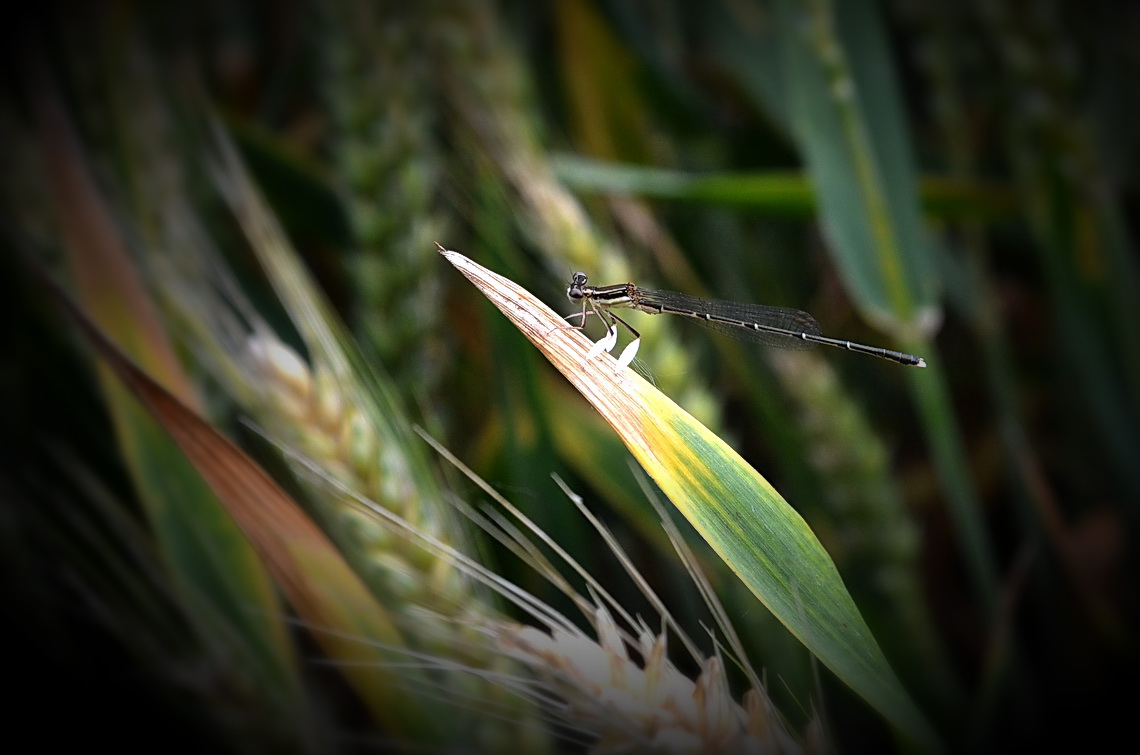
[552,154,1019,220]
[770,0,938,326]
[441,249,941,751]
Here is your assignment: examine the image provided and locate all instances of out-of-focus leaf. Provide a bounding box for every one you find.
[29,67,307,738]
[552,154,1019,220]
[556,0,653,164]
[46,272,442,745]
[774,0,937,326]
[710,0,938,329]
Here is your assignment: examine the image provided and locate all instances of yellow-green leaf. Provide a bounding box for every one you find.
[441,248,940,751]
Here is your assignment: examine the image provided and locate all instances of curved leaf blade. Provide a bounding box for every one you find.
[45,272,443,747]
[773,0,939,327]
[441,249,940,750]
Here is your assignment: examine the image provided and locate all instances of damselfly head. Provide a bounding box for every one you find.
[567,272,589,300]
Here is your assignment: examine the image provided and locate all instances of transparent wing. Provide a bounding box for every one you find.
[636,290,822,351]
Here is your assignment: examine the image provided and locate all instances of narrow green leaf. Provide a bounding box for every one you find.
[554,156,817,212]
[772,0,938,327]
[552,154,1019,220]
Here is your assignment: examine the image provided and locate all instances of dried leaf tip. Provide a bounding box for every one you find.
[435,242,463,266]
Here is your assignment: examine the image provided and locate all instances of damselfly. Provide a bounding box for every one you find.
[565,273,926,369]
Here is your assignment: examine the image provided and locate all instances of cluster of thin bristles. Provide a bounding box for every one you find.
[243,329,810,753]
[500,605,810,754]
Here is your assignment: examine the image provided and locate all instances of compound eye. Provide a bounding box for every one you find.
[572,272,587,285]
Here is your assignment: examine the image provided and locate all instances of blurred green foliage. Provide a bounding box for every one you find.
[2,0,1138,752]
